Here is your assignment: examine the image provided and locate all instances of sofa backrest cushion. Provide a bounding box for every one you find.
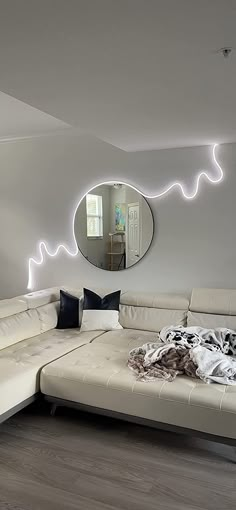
[22,287,60,309]
[188,288,236,329]
[119,291,189,332]
[0,297,27,319]
[37,302,60,333]
[0,288,61,350]
[0,309,41,350]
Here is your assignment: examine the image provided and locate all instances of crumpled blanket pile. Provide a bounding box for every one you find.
[128,326,236,385]
[160,325,236,355]
[128,342,197,382]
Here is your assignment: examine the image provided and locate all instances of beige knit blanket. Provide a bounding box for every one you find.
[128,342,197,382]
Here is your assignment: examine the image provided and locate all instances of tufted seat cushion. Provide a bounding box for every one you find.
[40,330,236,440]
[92,328,158,347]
[0,329,104,417]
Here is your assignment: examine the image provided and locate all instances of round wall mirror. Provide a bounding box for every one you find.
[74,183,154,271]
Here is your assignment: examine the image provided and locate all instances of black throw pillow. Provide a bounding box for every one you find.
[83,288,121,311]
[57,290,80,329]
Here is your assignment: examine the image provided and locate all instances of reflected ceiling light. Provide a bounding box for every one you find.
[27,144,223,290]
[113,183,123,189]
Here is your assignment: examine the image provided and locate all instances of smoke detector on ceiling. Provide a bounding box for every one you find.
[217,47,233,58]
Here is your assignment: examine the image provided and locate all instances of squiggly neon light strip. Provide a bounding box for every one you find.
[27,143,223,289]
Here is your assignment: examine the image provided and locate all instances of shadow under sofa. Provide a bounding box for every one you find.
[1,286,236,447]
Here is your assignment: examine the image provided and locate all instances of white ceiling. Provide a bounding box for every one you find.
[0,92,70,141]
[0,0,236,151]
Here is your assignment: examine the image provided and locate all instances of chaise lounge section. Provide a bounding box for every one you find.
[41,288,236,442]
[0,287,104,423]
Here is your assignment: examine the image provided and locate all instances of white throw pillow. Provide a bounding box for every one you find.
[80,309,123,332]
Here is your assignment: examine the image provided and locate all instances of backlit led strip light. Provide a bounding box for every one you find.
[27,143,223,289]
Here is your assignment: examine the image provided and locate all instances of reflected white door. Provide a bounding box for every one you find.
[127,203,140,267]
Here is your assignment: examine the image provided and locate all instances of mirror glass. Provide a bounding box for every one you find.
[74,183,154,271]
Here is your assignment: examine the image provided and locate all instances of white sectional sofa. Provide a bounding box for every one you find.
[1,286,236,445]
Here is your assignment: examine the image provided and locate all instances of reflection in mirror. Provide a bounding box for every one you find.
[74,183,154,271]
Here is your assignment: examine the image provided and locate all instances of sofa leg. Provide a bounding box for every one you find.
[50,403,57,417]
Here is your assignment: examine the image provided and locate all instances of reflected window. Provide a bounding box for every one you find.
[86,194,103,238]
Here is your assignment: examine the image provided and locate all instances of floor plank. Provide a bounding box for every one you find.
[0,403,235,510]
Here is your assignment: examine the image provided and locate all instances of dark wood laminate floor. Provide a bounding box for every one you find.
[0,404,235,510]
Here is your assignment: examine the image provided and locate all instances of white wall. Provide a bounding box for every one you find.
[0,134,235,298]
